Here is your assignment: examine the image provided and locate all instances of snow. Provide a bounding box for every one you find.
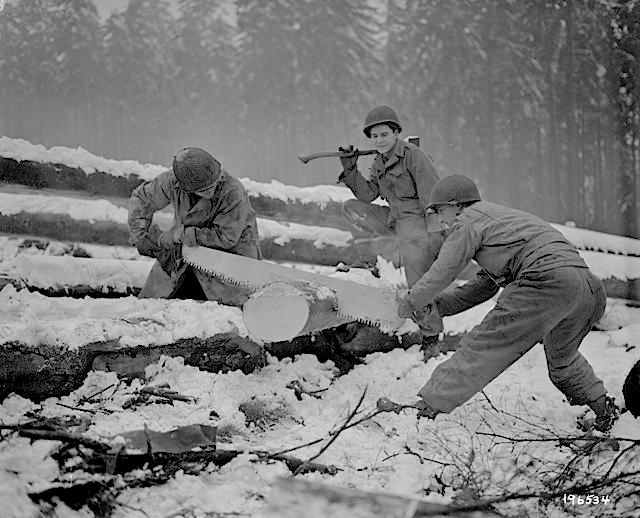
[241,177,357,207]
[4,255,152,292]
[0,135,165,181]
[0,135,385,208]
[256,218,353,248]
[2,191,640,276]
[553,223,640,257]
[1,310,638,517]
[0,235,144,262]
[0,284,246,350]
[0,191,129,224]
[0,191,354,248]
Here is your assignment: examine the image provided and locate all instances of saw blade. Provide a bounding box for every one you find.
[183,246,404,330]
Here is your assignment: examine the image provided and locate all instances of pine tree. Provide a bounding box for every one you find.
[102,0,178,161]
[173,0,239,154]
[235,0,380,184]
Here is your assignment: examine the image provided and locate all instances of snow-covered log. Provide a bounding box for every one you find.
[243,281,352,342]
[0,207,386,267]
[262,477,503,518]
[0,154,351,230]
[0,334,265,401]
[2,254,151,297]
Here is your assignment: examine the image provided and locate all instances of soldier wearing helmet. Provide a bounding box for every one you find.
[338,106,445,345]
[392,175,619,432]
[128,147,261,303]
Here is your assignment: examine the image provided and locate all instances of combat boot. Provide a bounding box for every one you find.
[579,395,620,433]
[593,396,620,432]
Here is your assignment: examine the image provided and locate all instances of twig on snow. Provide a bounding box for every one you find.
[292,387,368,476]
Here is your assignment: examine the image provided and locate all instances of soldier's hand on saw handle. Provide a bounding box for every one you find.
[338,145,359,172]
[134,224,162,257]
[397,295,444,335]
[396,294,417,320]
[158,225,185,248]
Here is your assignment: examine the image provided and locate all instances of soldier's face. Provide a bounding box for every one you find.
[435,204,460,229]
[369,124,398,154]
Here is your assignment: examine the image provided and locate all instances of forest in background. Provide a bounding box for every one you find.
[0,0,639,238]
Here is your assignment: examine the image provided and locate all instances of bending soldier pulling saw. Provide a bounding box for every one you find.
[380,174,620,432]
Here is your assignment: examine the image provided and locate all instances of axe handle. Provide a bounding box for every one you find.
[298,149,377,164]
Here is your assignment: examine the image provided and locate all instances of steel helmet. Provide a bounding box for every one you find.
[172,147,222,193]
[426,175,481,211]
[363,106,402,137]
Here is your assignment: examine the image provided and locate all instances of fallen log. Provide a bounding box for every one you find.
[0,334,265,401]
[3,146,640,256]
[262,477,503,518]
[0,209,382,266]
[0,155,353,230]
[3,254,151,297]
[243,281,351,342]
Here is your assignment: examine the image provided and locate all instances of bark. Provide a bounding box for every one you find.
[0,334,265,401]
[243,280,351,342]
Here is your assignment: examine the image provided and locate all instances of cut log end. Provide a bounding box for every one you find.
[243,281,344,342]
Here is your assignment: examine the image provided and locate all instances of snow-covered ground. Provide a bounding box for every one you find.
[1,289,638,517]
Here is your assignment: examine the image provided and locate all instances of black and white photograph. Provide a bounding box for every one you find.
[0,1,639,516]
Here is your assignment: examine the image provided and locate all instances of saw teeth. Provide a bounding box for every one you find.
[336,310,383,328]
[184,259,255,289]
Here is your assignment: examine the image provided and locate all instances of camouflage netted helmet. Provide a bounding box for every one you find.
[363,105,402,137]
[426,175,481,212]
[172,147,221,193]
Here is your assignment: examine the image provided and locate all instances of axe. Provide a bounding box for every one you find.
[297,149,377,164]
[298,137,420,164]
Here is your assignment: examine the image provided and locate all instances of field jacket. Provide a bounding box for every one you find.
[129,169,261,258]
[406,201,588,314]
[339,139,439,223]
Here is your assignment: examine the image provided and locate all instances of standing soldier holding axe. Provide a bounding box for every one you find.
[337,106,445,346]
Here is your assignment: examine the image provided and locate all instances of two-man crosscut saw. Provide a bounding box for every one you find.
[182,245,404,331]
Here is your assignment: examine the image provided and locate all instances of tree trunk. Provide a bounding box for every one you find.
[243,280,351,342]
[565,0,580,225]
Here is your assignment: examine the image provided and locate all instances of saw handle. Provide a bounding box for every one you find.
[298,149,377,164]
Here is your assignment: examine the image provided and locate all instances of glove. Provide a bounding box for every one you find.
[156,245,183,276]
[397,294,417,320]
[338,145,359,172]
[135,235,158,258]
[158,225,185,248]
[415,399,440,420]
[397,294,443,333]
[415,303,444,336]
[134,224,162,258]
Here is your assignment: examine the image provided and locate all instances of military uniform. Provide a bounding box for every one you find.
[339,139,444,287]
[406,200,608,413]
[128,169,261,304]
